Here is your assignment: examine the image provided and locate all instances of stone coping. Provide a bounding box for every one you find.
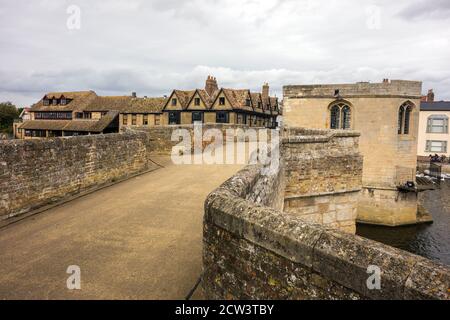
[204,164,450,300]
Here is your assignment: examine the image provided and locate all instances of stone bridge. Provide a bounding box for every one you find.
[0,125,449,300]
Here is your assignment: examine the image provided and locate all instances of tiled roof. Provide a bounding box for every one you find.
[19,111,119,132]
[174,90,196,109]
[421,101,450,111]
[250,92,262,109]
[30,91,166,114]
[30,91,98,112]
[222,89,252,109]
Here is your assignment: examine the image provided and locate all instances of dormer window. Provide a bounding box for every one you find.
[43,99,50,106]
[61,98,66,105]
[52,99,58,106]
[171,98,177,106]
[258,102,262,109]
[246,99,251,107]
[194,98,200,106]
[219,97,225,105]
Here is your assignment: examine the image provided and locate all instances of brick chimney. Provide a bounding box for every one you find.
[262,82,269,100]
[427,89,434,102]
[205,76,218,96]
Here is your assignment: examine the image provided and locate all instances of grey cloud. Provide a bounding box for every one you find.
[399,0,450,20]
[0,0,449,106]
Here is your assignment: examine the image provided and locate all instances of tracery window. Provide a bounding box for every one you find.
[398,102,413,135]
[330,103,351,130]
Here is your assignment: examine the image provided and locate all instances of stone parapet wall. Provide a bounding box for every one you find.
[283,80,422,99]
[129,124,267,155]
[202,162,450,300]
[0,132,157,221]
[282,127,363,233]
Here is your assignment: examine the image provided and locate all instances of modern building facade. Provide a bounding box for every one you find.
[283,79,422,226]
[418,90,449,157]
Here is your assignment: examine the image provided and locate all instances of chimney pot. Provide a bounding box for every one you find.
[262,83,270,100]
[427,89,435,102]
[205,75,219,96]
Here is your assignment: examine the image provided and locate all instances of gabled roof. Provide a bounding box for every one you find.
[421,101,450,111]
[186,89,215,109]
[250,92,262,108]
[173,90,196,109]
[221,89,253,110]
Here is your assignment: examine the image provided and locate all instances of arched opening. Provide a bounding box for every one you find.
[398,102,414,135]
[329,102,352,130]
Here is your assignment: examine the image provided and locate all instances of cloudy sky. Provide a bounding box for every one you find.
[1,0,449,107]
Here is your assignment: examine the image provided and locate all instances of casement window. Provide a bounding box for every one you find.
[123,114,128,125]
[194,98,201,106]
[154,115,160,126]
[83,112,92,119]
[171,98,177,106]
[132,114,137,125]
[398,102,413,135]
[330,103,351,130]
[43,99,50,106]
[52,99,58,106]
[168,111,181,125]
[143,114,148,125]
[426,140,448,153]
[60,98,66,105]
[35,112,72,120]
[216,111,229,123]
[219,97,225,106]
[427,115,448,133]
[76,112,83,119]
[246,99,251,107]
[192,111,203,123]
[258,102,262,109]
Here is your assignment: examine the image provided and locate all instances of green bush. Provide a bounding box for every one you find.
[0,102,19,134]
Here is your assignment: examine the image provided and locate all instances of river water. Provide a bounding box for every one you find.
[357,181,450,266]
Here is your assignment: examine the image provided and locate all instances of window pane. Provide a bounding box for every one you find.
[403,106,411,134]
[398,106,404,134]
[342,106,351,129]
[330,106,340,129]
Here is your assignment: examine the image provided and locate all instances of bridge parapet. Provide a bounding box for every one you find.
[202,128,450,300]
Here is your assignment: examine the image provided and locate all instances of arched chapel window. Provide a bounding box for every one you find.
[329,103,351,130]
[398,102,413,135]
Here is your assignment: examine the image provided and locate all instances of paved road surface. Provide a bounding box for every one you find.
[0,156,243,299]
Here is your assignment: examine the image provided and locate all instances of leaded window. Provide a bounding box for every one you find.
[398,102,414,135]
[330,103,351,130]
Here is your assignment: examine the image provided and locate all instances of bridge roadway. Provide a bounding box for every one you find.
[0,156,243,299]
